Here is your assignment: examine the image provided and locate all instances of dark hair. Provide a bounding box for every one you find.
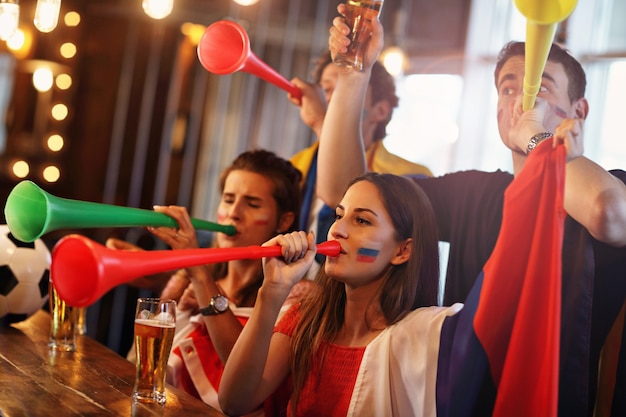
[218,149,302,232]
[213,149,302,305]
[494,41,586,102]
[311,51,399,140]
[289,172,439,410]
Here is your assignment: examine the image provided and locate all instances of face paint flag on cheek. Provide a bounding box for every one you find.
[554,106,567,119]
[253,214,270,226]
[356,247,380,263]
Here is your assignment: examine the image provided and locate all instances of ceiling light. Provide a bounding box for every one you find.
[34,0,61,33]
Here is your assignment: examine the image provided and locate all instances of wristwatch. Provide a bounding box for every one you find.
[526,132,553,154]
[200,294,229,316]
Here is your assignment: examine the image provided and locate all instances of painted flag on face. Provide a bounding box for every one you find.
[437,139,566,417]
[356,247,380,263]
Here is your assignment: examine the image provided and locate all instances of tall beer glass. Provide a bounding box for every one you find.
[48,279,77,352]
[333,0,385,71]
[131,298,176,405]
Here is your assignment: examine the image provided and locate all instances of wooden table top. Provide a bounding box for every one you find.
[0,310,226,417]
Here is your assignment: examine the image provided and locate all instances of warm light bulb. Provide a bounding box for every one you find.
[142,0,173,19]
[47,134,64,151]
[6,27,24,49]
[60,42,76,58]
[42,165,60,182]
[34,0,61,33]
[0,0,20,41]
[33,67,54,92]
[55,73,72,90]
[63,10,79,26]
[381,46,408,77]
[233,0,259,5]
[180,22,205,46]
[51,103,68,120]
[12,160,30,178]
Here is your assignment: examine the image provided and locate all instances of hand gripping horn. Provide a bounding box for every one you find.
[3,180,236,243]
[197,19,302,100]
[50,234,340,307]
[514,0,578,111]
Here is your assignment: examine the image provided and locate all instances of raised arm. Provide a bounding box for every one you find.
[512,103,626,247]
[219,231,317,415]
[288,77,328,138]
[150,205,245,363]
[563,157,626,246]
[316,5,385,208]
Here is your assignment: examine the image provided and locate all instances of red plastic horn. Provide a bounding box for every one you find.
[197,20,302,100]
[51,234,340,307]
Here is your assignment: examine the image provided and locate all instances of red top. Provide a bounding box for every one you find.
[275,305,366,417]
[171,315,250,398]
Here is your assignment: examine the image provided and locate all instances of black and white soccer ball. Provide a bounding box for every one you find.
[0,224,50,326]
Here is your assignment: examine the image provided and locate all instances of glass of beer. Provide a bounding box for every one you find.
[132,297,176,405]
[333,0,385,71]
[76,307,87,335]
[48,279,78,352]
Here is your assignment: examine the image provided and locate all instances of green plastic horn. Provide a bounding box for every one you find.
[4,180,236,242]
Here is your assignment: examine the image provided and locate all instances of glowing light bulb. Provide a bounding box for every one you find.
[64,10,79,27]
[33,67,54,92]
[47,134,64,151]
[12,160,30,178]
[34,0,61,33]
[43,165,61,182]
[51,103,68,120]
[0,0,19,41]
[142,0,173,19]
[381,46,408,77]
[55,73,72,90]
[233,0,259,5]
[60,42,76,58]
[6,27,24,50]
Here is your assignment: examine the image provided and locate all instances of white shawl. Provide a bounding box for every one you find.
[348,304,464,417]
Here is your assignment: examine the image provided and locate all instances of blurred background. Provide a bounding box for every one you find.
[0,0,624,355]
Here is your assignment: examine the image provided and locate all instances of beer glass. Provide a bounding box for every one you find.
[333,0,385,71]
[48,280,77,352]
[131,298,176,405]
[76,307,87,335]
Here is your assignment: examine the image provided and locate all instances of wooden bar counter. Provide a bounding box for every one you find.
[0,310,226,417]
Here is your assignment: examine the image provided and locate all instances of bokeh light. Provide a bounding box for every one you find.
[42,165,61,182]
[55,73,72,90]
[46,134,64,152]
[12,160,30,178]
[33,67,54,92]
[51,103,68,120]
[60,42,77,59]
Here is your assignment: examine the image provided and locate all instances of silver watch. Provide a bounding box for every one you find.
[526,132,553,154]
[200,294,229,316]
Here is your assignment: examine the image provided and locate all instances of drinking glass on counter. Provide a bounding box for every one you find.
[76,306,87,335]
[131,298,176,405]
[48,279,78,352]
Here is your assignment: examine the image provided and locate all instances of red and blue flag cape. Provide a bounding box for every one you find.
[437,140,566,417]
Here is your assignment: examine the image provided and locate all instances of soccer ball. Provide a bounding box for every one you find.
[0,224,50,326]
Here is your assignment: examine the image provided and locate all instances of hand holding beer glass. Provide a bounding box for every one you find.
[333,0,384,71]
[132,298,176,405]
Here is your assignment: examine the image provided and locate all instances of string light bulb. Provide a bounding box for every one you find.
[34,0,61,33]
[381,45,408,77]
[0,0,19,41]
[142,0,173,19]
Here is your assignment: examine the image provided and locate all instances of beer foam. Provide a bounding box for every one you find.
[135,318,176,328]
